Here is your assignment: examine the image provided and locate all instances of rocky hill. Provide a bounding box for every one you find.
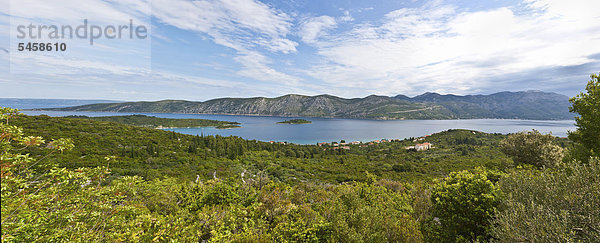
[394,90,572,120]
[42,91,573,120]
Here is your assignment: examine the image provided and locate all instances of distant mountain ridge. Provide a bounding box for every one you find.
[40,91,573,120]
[393,90,572,120]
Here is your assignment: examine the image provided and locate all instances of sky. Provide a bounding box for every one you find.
[1,0,599,101]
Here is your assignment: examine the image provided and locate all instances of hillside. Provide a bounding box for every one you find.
[13,115,514,182]
[4,106,594,242]
[41,91,573,120]
[394,90,572,120]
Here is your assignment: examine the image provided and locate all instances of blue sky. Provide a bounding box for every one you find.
[1,0,599,101]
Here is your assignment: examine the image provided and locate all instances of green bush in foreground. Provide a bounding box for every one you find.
[491,157,600,242]
[1,107,156,241]
[425,169,501,242]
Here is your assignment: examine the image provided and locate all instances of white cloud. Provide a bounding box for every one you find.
[9,54,150,76]
[3,0,302,87]
[3,0,599,100]
[3,0,152,77]
[234,51,301,85]
[298,10,356,45]
[299,16,337,44]
[150,0,301,83]
[340,10,354,22]
[151,0,296,53]
[305,0,600,96]
[6,0,150,26]
[4,52,259,96]
[2,51,319,100]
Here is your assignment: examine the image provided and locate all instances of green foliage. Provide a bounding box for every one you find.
[2,76,597,242]
[3,108,426,242]
[1,83,596,242]
[200,179,241,206]
[426,169,501,242]
[500,130,564,168]
[328,181,422,242]
[13,115,511,183]
[491,157,600,242]
[491,74,600,242]
[66,114,239,128]
[2,108,157,242]
[567,73,600,162]
[170,177,421,242]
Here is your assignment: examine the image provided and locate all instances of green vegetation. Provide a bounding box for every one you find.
[1,110,422,241]
[215,124,241,129]
[65,114,239,129]
[10,115,514,182]
[567,73,600,162]
[491,158,600,241]
[425,169,502,242]
[500,130,564,168]
[2,74,599,242]
[277,119,312,124]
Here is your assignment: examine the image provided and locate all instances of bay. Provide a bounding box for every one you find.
[20,110,575,145]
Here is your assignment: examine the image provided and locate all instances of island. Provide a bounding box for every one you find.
[216,124,242,129]
[65,115,240,129]
[277,119,312,124]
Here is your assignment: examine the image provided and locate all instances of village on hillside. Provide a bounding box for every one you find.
[299,135,435,151]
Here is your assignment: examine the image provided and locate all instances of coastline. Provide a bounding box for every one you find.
[25,108,576,122]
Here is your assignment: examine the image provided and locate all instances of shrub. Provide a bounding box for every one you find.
[500,130,563,168]
[426,170,501,242]
[491,157,600,242]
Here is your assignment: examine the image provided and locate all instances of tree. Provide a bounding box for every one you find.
[426,170,501,242]
[500,130,563,168]
[567,73,600,162]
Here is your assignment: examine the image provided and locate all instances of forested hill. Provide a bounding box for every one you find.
[43,91,572,120]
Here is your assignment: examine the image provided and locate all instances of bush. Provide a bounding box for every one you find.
[491,157,600,242]
[500,130,563,168]
[328,182,422,242]
[426,170,501,242]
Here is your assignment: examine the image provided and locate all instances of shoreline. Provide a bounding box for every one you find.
[24,109,576,122]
